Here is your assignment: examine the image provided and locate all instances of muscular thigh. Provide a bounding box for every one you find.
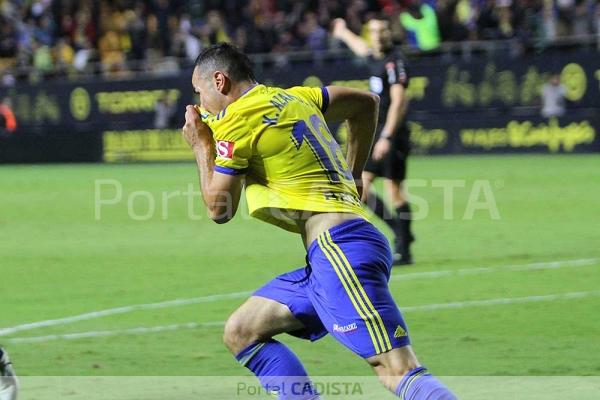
[229,296,305,341]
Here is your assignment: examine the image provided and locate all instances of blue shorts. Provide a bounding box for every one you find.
[254,219,411,358]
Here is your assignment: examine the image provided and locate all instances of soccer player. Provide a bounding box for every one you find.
[333,16,415,265]
[182,43,455,399]
[0,347,18,400]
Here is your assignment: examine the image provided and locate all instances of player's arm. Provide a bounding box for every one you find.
[324,86,380,183]
[372,83,408,160]
[332,18,371,57]
[182,106,243,224]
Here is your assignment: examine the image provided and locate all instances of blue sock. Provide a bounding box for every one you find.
[236,339,319,400]
[395,367,457,400]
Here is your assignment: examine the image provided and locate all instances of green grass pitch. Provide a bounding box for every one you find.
[1,154,599,382]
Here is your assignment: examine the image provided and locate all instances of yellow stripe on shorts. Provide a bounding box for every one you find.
[317,234,382,354]
[324,230,393,352]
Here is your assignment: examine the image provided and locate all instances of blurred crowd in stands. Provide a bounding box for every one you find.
[1,0,599,83]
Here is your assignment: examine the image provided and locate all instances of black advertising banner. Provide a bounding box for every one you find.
[408,116,600,155]
[258,48,600,113]
[1,48,598,162]
[0,77,190,131]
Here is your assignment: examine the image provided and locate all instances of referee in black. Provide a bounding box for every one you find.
[333,15,415,265]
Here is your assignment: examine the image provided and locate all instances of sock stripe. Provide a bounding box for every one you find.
[324,231,393,352]
[236,342,266,367]
[399,368,428,399]
[317,234,383,354]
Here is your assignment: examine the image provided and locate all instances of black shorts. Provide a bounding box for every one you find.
[364,125,410,181]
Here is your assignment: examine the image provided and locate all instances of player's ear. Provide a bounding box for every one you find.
[213,71,230,95]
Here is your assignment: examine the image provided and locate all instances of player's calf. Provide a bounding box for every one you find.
[222,297,319,399]
[367,346,420,391]
[367,346,456,399]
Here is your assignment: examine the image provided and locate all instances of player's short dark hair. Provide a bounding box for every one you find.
[194,43,256,82]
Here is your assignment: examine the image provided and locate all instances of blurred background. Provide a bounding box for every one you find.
[0,0,598,160]
[1,0,600,385]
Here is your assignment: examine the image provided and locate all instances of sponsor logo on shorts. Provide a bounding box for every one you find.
[394,325,407,338]
[216,140,235,159]
[333,323,358,334]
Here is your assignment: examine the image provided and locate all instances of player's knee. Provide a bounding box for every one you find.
[222,313,260,355]
[367,347,420,385]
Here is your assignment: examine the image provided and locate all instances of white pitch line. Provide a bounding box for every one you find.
[0,291,251,337]
[6,321,226,344]
[1,258,598,338]
[401,290,600,312]
[390,258,599,281]
[7,290,600,344]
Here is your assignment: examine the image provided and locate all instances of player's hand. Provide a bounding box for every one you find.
[182,105,212,149]
[372,137,391,161]
[332,18,347,39]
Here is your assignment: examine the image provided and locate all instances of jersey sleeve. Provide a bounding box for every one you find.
[211,114,252,175]
[287,86,330,114]
[386,58,410,88]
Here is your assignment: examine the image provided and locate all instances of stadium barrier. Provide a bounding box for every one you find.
[1,48,598,163]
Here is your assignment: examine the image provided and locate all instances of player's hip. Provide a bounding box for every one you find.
[307,218,393,278]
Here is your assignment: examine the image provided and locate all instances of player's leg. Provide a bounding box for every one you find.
[383,138,414,265]
[223,296,304,355]
[384,177,415,265]
[307,219,455,398]
[367,348,455,398]
[0,347,18,400]
[223,267,325,399]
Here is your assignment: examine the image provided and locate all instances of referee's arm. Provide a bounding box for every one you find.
[381,84,408,139]
[372,84,407,161]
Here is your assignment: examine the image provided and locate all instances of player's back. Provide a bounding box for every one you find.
[202,84,368,232]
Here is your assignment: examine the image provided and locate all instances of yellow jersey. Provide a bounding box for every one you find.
[201,84,369,233]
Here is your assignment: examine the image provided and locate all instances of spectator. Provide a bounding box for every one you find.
[540,73,567,118]
[540,0,558,41]
[126,2,147,61]
[178,14,202,62]
[53,36,74,76]
[0,97,17,133]
[204,10,231,46]
[400,0,441,50]
[436,0,473,41]
[32,39,53,76]
[0,0,596,81]
[556,0,576,35]
[497,3,515,39]
[300,12,329,51]
[98,30,126,76]
[35,15,55,47]
[154,94,175,129]
[145,13,163,63]
[573,0,594,35]
[0,20,18,58]
[72,8,96,48]
[150,0,172,56]
[73,38,93,73]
